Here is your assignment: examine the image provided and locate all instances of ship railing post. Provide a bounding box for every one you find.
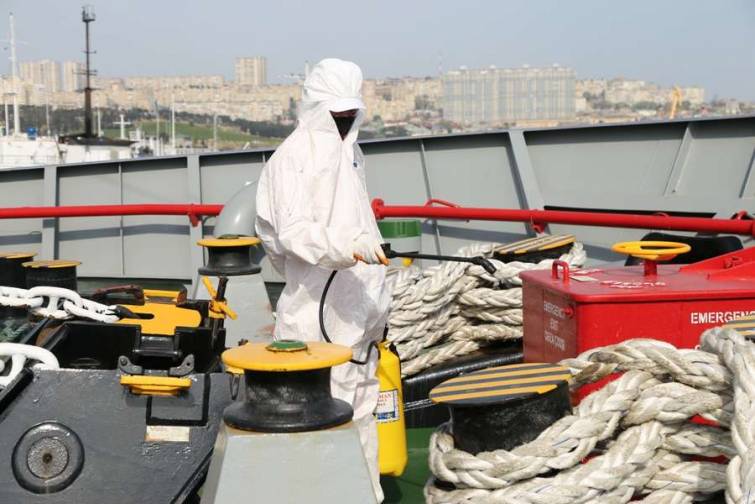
[41,164,58,260]
[508,129,546,236]
[187,154,204,291]
[418,138,442,256]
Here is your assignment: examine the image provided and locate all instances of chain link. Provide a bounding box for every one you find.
[0,342,60,388]
[0,285,120,323]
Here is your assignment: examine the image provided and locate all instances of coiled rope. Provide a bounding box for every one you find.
[387,242,586,376]
[424,327,755,504]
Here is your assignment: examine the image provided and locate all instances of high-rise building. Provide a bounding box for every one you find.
[124,75,224,90]
[19,60,61,92]
[679,87,705,106]
[442,65,576,125]
[62,61,86,92]
[235,57,267,87]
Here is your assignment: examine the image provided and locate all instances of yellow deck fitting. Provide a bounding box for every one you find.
[116,303,201,336]
[611,241,691,261]
[429,362,572,406]
[202,276,237,320]
[120,375,192,396]
[197,236,260,248]
[22,259,81,269]
[495,234,576,256]
[224,364,243,375]
[222,340,352,372]
[0,252,36,260]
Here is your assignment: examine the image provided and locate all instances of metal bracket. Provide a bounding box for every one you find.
[117,355,143,376]
[169,354,195,377]
[118,354,195,378]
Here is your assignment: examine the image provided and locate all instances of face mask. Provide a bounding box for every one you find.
[332,116,356,138]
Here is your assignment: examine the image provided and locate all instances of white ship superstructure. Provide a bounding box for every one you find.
[0,11,132,170]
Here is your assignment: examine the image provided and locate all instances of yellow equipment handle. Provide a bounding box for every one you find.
[611,241,691,262]
[202,276,238,320]
[120,375,192,396]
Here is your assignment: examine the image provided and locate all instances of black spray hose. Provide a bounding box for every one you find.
[319,270,379,366]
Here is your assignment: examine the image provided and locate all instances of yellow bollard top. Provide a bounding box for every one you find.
[222,340,352,372]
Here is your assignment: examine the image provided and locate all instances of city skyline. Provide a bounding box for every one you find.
[2,58,713,131]
[1,0,753,101]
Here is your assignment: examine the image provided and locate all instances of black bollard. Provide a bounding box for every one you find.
[493,235,576,264]
[222,340,354,433]
[23,260,81,291]
[0,253,36,288]
[430,362,572,454]
[197,235,260,276]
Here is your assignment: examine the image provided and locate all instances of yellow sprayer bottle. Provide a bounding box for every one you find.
[376,342,408,476]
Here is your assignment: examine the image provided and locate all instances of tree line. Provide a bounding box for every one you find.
[4,106,295,139]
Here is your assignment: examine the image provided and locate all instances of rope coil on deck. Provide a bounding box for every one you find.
[387,242,586,376]
[424,327,755,504]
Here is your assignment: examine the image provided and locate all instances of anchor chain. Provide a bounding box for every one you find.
[0,342,60,388]
[0,285,120,323]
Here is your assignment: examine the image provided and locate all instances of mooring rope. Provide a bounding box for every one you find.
[387,241,586,377]
[424,327,755,504]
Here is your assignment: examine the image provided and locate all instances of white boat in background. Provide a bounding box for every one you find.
[0,12,133,170]
[0,133,132,170]
[0,134,59,168]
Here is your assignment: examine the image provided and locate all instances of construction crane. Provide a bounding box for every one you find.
[669,86,683,119]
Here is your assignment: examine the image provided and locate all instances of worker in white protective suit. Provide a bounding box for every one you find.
[255,58,390,502]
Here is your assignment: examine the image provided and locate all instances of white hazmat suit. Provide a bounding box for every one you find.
[255,58,390,502]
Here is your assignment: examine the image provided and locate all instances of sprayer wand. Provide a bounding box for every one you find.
[380,243,497,274]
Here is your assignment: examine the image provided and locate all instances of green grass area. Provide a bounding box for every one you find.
[103,120,281,148]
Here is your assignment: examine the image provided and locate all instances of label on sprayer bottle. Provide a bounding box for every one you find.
[375,389,399,423]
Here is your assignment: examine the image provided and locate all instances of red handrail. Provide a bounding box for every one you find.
[371,199,755,237]
[1,201,754,237]
[0,204,223,227]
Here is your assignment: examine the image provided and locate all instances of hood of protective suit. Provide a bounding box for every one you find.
[299,58,366,141]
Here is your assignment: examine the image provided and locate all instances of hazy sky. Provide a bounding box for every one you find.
[3,0,754,100]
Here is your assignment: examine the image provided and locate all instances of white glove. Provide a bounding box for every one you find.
[352,235,388,266]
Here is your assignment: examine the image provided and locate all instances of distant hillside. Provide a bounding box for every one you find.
[104,120,281,149]
[14,105,291,150]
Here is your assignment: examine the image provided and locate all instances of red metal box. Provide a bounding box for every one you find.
[521,246,755,363]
